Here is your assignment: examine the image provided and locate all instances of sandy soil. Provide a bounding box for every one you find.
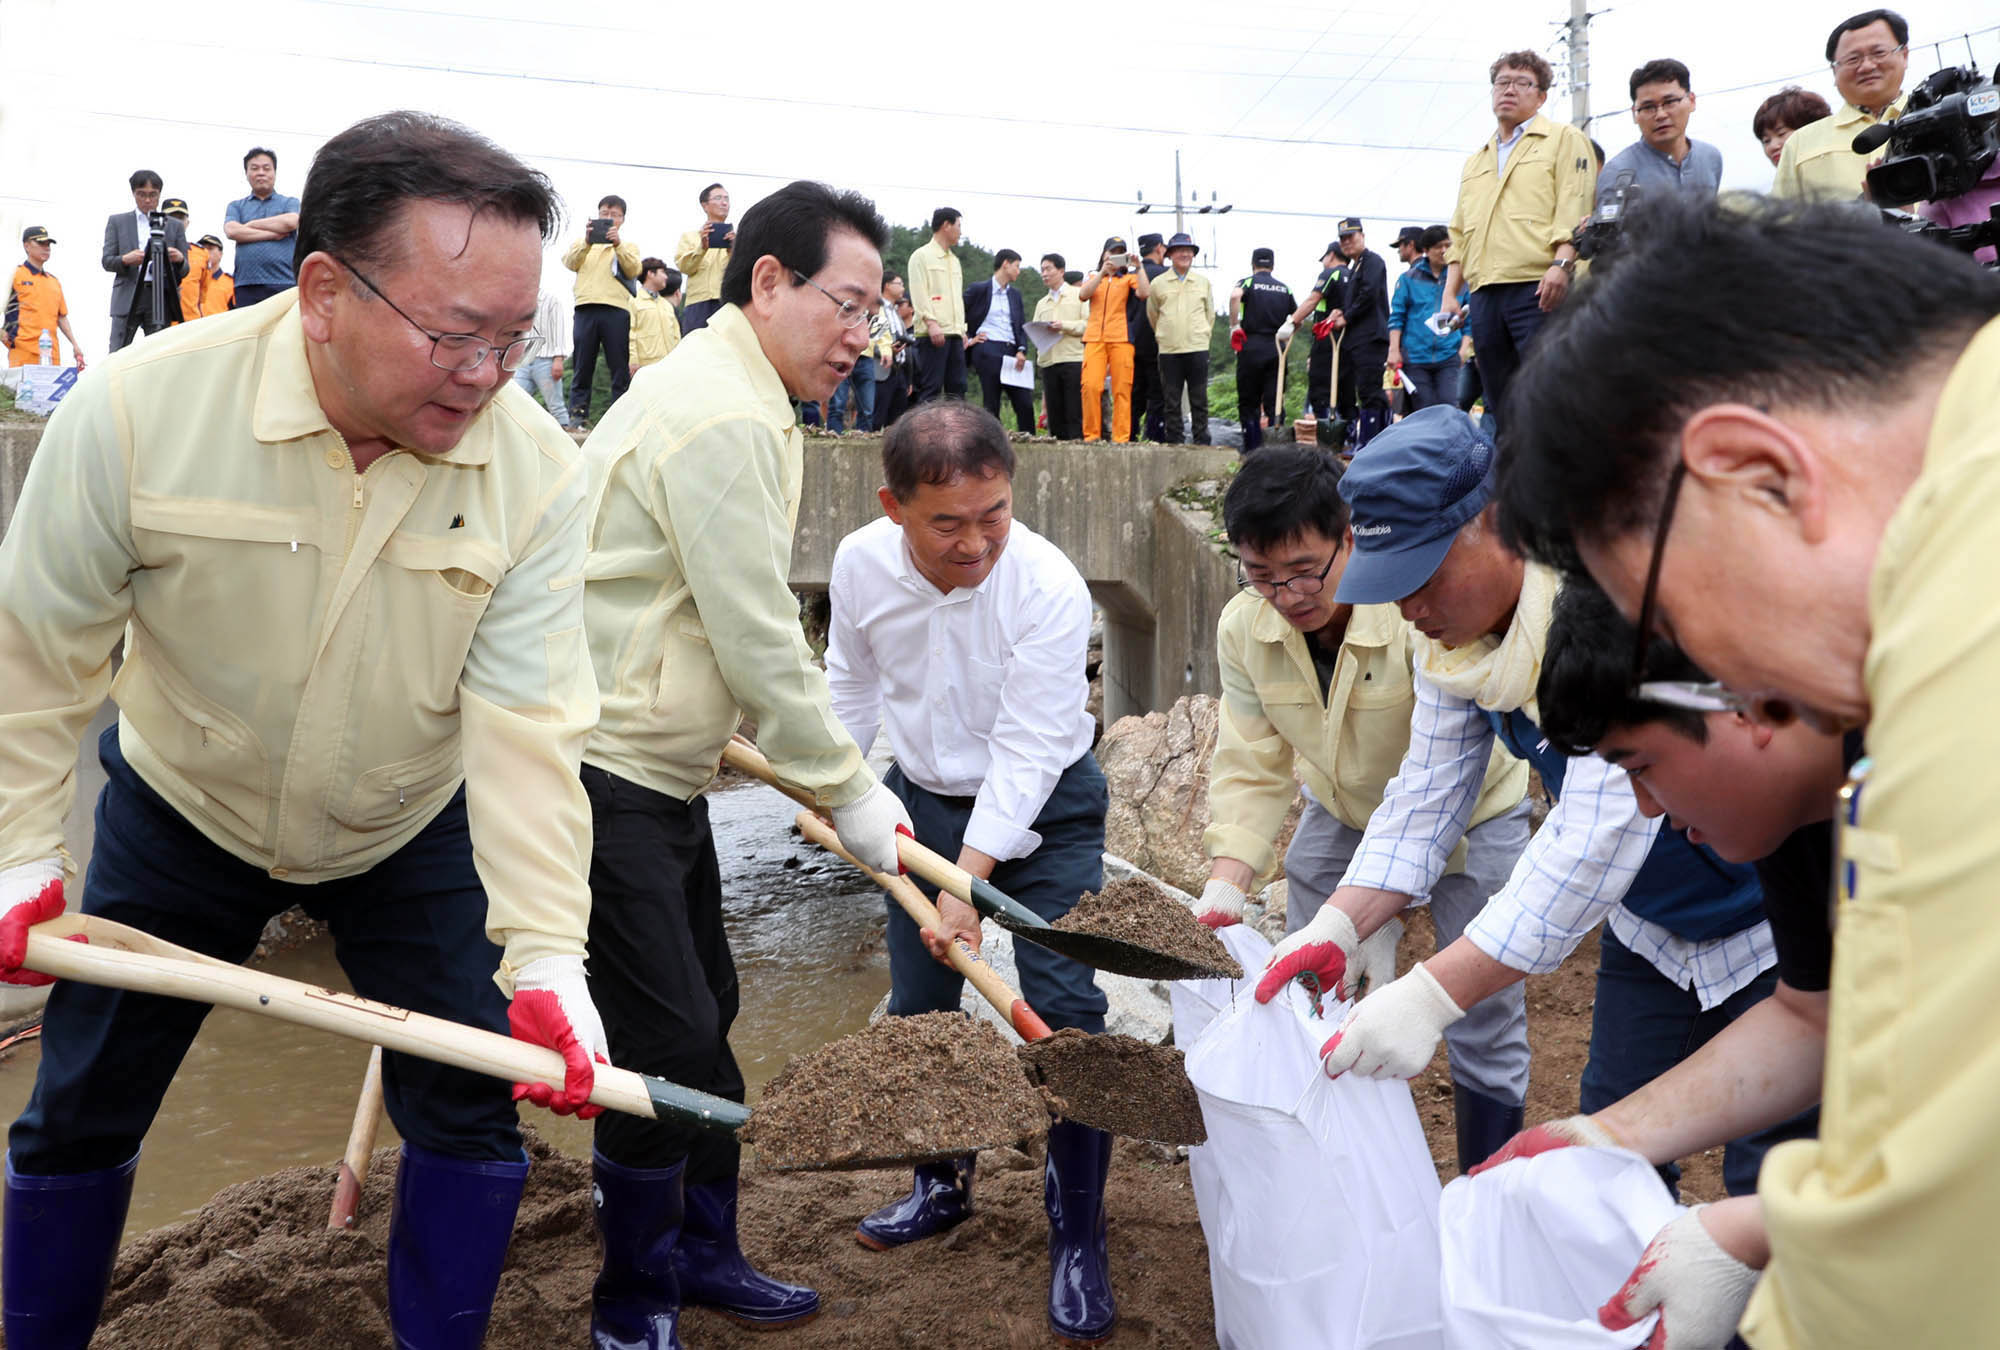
[55,915,1723,1349]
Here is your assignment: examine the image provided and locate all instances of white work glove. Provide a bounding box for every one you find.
[507,954,611,1118]
[0,858,70,987]
[1598,1206,1760,1349]
[829,780,914,876]
[1318,961,1464,1080]
[1193,878,1247,930]
[1277,318,1296,342]
[1466,1112,1620,1176]
[1256,904,1400,1005]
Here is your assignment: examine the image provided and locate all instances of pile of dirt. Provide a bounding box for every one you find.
[91,1128,1218,1349]
[1018,1030,1206,1146]
[1051,878,1242,981]
[741,1012,1049,1172]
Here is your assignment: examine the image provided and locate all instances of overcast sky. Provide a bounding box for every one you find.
[5,0,1995,357]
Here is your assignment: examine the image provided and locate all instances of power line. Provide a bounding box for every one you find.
[1220,4,1354,138]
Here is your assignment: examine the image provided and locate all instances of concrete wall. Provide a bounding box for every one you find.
[0,424,39,541]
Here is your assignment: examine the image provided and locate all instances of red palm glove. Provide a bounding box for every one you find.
[1229,327,1246,352]
[508,955,610,1119]
[0,861,75,987]
[1599,1207,1760,1349]
[1312,316,1336,340]
[1255,904,1362,1004]
[1466,1113,1618,1176]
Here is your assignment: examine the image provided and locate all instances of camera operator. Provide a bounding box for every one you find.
[100,170,188,351]
[1772,9,1910,201]
[1493,190,2000,1350]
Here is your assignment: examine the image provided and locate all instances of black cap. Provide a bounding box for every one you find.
[1321,241,1342,259]
[162,197,189,217]
[1102,235,1129,254]
[21,226,54,245]
[197,233,223,250]
[1337,216,1365,236]
[1251,247,1275,267]
[1395,225,1425,248]
[1137,232,1164,250]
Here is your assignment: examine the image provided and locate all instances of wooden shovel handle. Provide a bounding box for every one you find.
[793,811,1052,1043]
[23,915,747,1131]
[329,1046,385,1229]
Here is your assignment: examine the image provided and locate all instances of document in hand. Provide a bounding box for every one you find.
[1024,320,1065,355]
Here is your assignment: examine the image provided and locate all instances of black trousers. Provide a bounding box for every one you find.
[11,726,519,1175]
[681,298,722,334]
[232,282,291,308]
[1236,337,1280,451]
[1130,328,1164,442]
[878,368,913,428]
[109,278,179,352]
[582,766,745,1182]
[569,303,632,421]
[1335,339,1389,448]
[1305,334,1335,418]
[912,334,966,404]
[1043,360,1083,441]
[969,341,1035,431]
[1466,281,1547,438]
[1157,350,1210,444]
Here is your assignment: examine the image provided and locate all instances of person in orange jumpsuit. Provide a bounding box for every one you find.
[178,234,236,320]
[1078,234,1152,442]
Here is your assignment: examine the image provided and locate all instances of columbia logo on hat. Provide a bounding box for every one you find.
[1354,524,1393,536]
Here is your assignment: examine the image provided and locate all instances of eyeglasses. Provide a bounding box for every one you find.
[337,258,532,373]
[1237,552,1338,598]
[1832,43,1905,72]
[789,269,871,329]
[1633,95,1688,117]
[1492,76,1542,91]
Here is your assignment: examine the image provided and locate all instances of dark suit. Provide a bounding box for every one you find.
[962,278,1034,432]
[1129,258,1168,441]
[102,210,190,350]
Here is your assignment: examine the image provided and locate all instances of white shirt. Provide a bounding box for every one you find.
[1341,669,1775,1009]
[133,209,157,282]
[525,288,571,362]
[976,279,1015,346]
[826,515,1096,860]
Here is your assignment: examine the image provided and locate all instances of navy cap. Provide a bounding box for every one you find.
[1164,232,1199,254]
[1337,216,1365,235]
[1136,232,1164,250]
[1321,241,1342,259]
[1251,246,1274,267]
[1395,225,1425,247]
[1334,405,1495,604]
[21,226,54,244]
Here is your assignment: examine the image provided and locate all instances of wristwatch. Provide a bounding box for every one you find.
[1553,256,1577,274]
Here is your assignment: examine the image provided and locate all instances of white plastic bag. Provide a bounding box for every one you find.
[1439,1146,1686,1350]
[1180,925,1445,1350]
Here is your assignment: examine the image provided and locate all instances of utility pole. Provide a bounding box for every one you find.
[1135,149,1231,235]
[1565,0,1596,128]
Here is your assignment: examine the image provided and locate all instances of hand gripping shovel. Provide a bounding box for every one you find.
[795,811,1205,1145]
[722,738,1234,981]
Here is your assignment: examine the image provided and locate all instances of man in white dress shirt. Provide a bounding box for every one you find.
[826,400,1116,1346]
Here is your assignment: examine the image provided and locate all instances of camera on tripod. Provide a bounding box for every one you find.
[146,210,173,327]
[1855,65,1999,204]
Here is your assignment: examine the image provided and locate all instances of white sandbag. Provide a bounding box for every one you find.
[1181,925,1445,1350]
[1439,1145,1686,1350]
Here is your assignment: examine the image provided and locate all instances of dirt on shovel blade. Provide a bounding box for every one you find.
[1017,1029,1208,1146]
[1049,878,1243,981]
[740,1012,1049,1171]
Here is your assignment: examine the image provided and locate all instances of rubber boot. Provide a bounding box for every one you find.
[1453,1082,1526,1175]
[853,1156,975,1251]
[590,1151,686,1350]
[3,1149,139,1349]
[1044,1121,1116,1346]
[386,1142,529,1350]
[670,1176,819,1328]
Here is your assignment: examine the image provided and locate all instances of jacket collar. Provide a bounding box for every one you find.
[1488,111,1552,152]
[250,291,493,464]
[707,302,797,425]
[1249,595,1401,649]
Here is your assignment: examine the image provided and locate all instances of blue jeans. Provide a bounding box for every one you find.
[1403,358,1460,413]
[828,355,877,433]
[512,356,569,426]
[882,758,1110,1034]
[11,726,519,1175]
[1579,930,1820,1198]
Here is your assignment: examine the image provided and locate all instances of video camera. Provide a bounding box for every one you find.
[1573,171,1639,261]
[1855,65,1999,204]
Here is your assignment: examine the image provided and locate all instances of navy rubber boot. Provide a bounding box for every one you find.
[3,1149,139,1349]
[670,1177,819,1328]
[853,1156,975,1251]
[387,1142,529,1350]
[590,1151,686,1350]
[1453,1082,1526,1175]
[1044,1121,1116,1346]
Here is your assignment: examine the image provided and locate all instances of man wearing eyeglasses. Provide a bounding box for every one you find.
[1438,50,1595,435]
[1490,191,2000,1350]
[1773,8,1910,201]
[575,179,912,1342]
[1596,59,1723,208]
[0,112,606,1348]
[1256,407,1783,1200]
[1196,446,1534,1172]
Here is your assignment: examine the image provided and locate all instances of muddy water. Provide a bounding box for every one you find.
[0,782,891,1239]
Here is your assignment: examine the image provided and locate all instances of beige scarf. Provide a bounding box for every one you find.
[1411,561,1559,723]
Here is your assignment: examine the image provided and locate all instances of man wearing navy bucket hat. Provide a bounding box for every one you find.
[1255,405,1814,1195]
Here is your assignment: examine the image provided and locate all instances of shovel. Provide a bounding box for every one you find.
[722,739,1230,981]
[794,811,1205,1145]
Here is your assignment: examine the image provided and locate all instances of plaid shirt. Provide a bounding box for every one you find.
[1342,670,1775,1009]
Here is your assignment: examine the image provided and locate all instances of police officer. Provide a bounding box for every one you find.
[1229,248,1293,453]
[1289,241,1348,423]
[1129,233,1169,442]
[1330,217,1391,451]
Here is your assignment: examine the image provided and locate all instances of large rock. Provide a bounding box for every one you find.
[1096,695,1303,896]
